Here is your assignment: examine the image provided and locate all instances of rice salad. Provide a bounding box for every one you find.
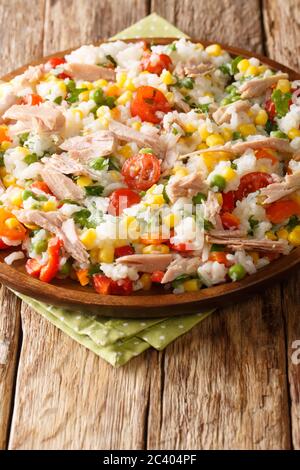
[0,38,300,296]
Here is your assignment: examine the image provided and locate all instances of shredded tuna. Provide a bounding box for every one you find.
[60,131,116,160]
[116,254,173,273]
[174,60,214,79]
[172,88,191,112]
[203,192,221,227]
[40,168,85,201]
[260,171,300,204]
[206,233,287,253]
[239,73,288,99]
[14,64,45,89]
[64,63,116,82]
[166,172,207,203]
[0,91,19,123]
[212,100,251,125]
[13,209,89,263]
[161,256,201,283]
[3,102,65,134]
[109,120,163,156]
[42,153,103,181]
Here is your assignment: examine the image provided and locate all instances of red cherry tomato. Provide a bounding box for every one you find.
[21,94,43,106]
[25,258,42,278]
[57,72,72,80]
[110,278,133,296]
[235,172,273,201]
[255,148,278,165]
[121,151,161,191]
[108,188,141,216]
[114,245,134,258]
[209,251,230,267]
[141,53,172,75]
[265,98,276,121]
[31,181,52,195]
[46,57,66,69]
[220,212,240,230]
[168,241,190,252]
[222,191,236,212]
[39,237,62,282]
[151,271,165,283]
[265,200,300,224]
[93,275,112,295]
[130,86,171,123]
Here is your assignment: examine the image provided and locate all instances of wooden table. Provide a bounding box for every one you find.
[0,0,300,450]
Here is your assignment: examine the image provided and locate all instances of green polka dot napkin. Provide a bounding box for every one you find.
[14,14,214,367]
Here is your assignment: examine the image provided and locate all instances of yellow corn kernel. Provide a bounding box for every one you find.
[140,273,152,291]
[204,91,213,97]
[196,42,204,50]
[199,124,210,141]
[248,251,259,264]
[96,105,111,118]
[42,200,57,212]
[206,44,222,56]
[265,231,277,241]
[111,107,120,120]
[147,194,165,206]
[116,72,127,88]
[122,216,140,241]
[258,65,267,74]
[118,144,133,159]
[184,122,197,133]
[221,127,233,142]
[183,279,199,292]
[3,174,16,187]
[117,90,133,105]
[124,78,136,91]
[114,238,129,248]
[238,123,257,137]
[288,128,300,140]
[206,133,225,147]
[161,70,176,85]
[109,170,121,181]
[122,215,136,229]
[76,176,92,187]
[237,59,250,73]
[106,84,121,96]
[131,121,141,131]
[24,223,39,230]
[276,79,291,94]
[174,167,189,177]
[142,244,170,254]
[80,229,97,250]
[80,81,94,90]
[98,243,115,263]
[79,90,90,102]
[1,140,11,151]
[17,146,30,156]
[255,109,268,126]
[165,91,174,104]
[215,192,223,205]
[276,228,289,240]
[89,248,99,264]
[197,142,208,150]
[4,217,19,230]
[202,151,231,172]
[288,225,300,246]
[223,167,236,181]
[163,213,178,228]
[94,79,108,88]
[245,65,259,77]
[10,189,23,207]
[71,108,83,119]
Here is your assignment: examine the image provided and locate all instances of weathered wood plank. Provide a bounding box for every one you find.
[151,0,263,53]
[263,0,300,71]
[263,0,300,448]
[0,0,45,75]
[0,0,45,449]
[9,303,155,449]
[148,290,291,449]
[43,0,149,55]
[0,288,21,450]
[147,0,291,450]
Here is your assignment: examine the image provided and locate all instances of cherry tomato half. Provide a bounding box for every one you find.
[114,245,134,258]
[151,271,165,283]
[222,191,236,212]
[46,57,66,69]
[265,98,276,121]
[141,53,172,75]
[265,200,300,224]
[209,251,231,267]
[108,188,141,216]
[235,172,273,201]
[131,86,171,123]
[21,94,43,106]
[220,212,240,230]
[121,151,161,191]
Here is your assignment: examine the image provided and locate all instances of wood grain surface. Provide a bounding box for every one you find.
[0,0,300,450]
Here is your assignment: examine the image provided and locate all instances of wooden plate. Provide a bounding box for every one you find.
[1,38,300,318]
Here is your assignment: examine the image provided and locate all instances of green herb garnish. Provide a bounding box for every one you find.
[23,153,39,165]
[85,185,104,196]
[271,89,292,118]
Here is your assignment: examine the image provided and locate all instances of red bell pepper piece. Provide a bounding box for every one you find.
[39,237,62,282]
[151,270,165,283]
[114,245,134,258]
[93,275,112,294]
[25,258,42,278]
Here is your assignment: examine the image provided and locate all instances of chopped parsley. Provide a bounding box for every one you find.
[248,215,259,235]
[286,215,300,232]
[73,209,95,229]
[23,153,39,165]
[66,80,88,103]
[90,157,109,171]
[85,185,104,196]
[271,89,292,118]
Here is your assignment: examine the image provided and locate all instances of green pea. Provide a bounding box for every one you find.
[270,130,288,139]
[228,263,246,281]
[210,174,226,191]
[34,239,48,254]
[192,192,207,204]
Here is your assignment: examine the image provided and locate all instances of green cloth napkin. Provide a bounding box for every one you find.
[14,14,214,367]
